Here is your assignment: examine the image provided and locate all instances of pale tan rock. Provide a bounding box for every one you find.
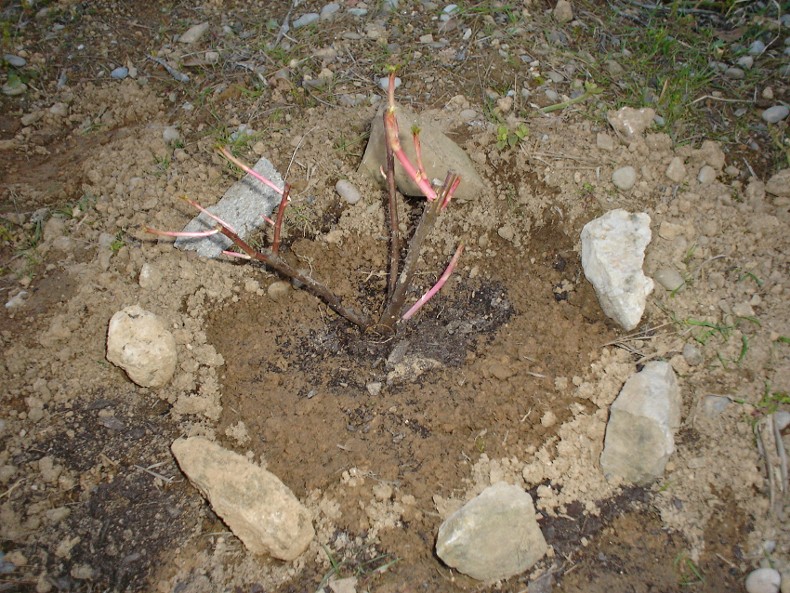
[171,437,314,560]
[106,306,176,388]
[360,104,485,203]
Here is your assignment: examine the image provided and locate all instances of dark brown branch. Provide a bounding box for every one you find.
[218,226,374,331]
[377,172,458,332]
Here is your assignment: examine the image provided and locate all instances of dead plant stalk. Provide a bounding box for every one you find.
[147,72,463,335]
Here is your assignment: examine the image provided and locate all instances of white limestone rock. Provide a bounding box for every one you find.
[171,437,314,560]
[436,482,547,582]
[607,106,655,139]
[106,306,176,388]
[600,361,681,484]
[581,209,653,330]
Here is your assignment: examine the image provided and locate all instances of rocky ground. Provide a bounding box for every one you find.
[1,0,789,592]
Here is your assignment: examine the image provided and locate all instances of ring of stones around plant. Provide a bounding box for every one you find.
[0,1,788,592]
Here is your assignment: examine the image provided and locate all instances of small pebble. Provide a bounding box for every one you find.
[702,395,729,417]
[49,102,69,117]
[736,55,754,69]
[163,126,180,144]
[544,89,560,103]
[612,166,637,190]
[110,66,128,79]
[366,382,383,396]
[292,13,320,28]
[205,51,219,64]
[553,0,573,23]
[745,568,780,593]
[320,3,341,20]
[653,267,684,291]
[4,54,26,67]
[762,105,789,124]
[697,165,716,185]
[724,67,745,79]
[683,343,704,366]
[1,77,26,96]
[179,22,210,44]
[748,40,766,55]
[335,179,362,205]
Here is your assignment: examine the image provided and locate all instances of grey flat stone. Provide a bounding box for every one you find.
[175,156,283,258]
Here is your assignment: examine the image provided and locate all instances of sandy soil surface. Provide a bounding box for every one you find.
[1,1,788,592]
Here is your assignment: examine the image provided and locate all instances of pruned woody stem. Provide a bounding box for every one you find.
[147,72,463,334]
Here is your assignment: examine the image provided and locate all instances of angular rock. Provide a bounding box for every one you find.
[600,361,681,484]
[436,482,547,582]
[607,107,655,139]
[766,169,790,198]
[665,156,686,183]
[106,306,177,388]
[553,0,573,23]
[172,437,314,560]
[360,104,485,203]
[175,156,284,258]
[581,209,654,330]
[179,22,209,44]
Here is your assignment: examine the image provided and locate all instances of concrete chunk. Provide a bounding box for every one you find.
[175,156,284,258]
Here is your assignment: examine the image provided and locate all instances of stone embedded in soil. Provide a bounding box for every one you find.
[697,165,717,185]
[580,209,653,331]
[653,267,684,291]
[600,361,681,485]
[552,0,573,23]
[766,169,790,197]
[435,482,547,582]
[292,13,320,28]
[175,155,284,258]
[359,103,485,203]
[745,568,781,593]
[106,306,177,389]
[171,437,314,561]
[606,106,655,139]
[612,166,637,190]
[335,179,362,204]
[682,343,703,366]
[761,105,789,124]
[178,22,209,44]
